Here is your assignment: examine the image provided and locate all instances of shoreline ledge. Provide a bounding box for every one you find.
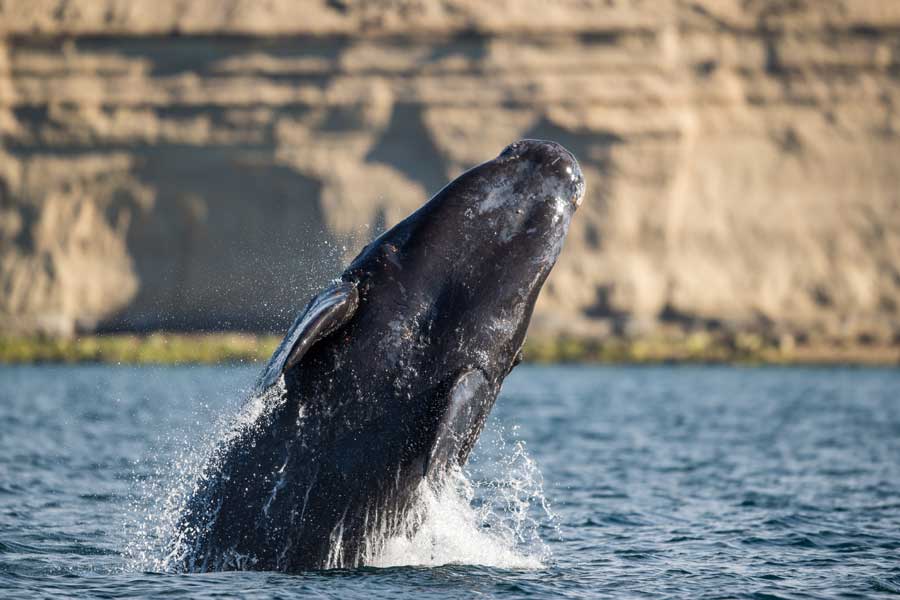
[0,333,897,367]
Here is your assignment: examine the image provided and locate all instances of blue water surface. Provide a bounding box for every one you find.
[1,364,899,599]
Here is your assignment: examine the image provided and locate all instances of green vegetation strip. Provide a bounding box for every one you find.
[1,332,897,366]
[523,332,899,366]
[0,334,281,365]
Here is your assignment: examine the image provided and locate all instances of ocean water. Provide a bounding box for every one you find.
[1,364,899,599]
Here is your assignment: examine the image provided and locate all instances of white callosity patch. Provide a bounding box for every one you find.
[476,165,528,243]
[474,160,573,246]
[476,163,528,215]
[566,164,584,208]
[531,176,573,270]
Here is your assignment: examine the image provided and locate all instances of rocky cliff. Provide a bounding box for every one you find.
[1,0,899,348]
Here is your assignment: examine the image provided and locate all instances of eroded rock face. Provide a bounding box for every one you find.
[1,1,899,343]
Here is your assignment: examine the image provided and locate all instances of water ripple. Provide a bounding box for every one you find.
[1,365,899,598]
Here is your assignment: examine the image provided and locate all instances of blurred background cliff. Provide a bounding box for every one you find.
[1,0,899,361]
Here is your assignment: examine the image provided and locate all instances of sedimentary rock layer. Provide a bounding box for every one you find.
[1,1,899,345]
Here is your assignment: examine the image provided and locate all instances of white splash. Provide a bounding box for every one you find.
[124,378,288,573]
[365,428,556,570]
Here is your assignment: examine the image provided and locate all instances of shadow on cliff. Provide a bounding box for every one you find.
[99,146,344,333]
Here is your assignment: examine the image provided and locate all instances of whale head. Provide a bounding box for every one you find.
[348,138,585,370]
[341,139,585,475]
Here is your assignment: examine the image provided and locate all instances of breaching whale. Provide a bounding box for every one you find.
[170,139,585,572]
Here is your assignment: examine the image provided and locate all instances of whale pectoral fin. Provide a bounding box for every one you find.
[254,280,359,393]
[280,281,359,372]
[425,368,493,478]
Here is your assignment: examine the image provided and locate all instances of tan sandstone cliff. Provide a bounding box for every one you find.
[1,0,899,349]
